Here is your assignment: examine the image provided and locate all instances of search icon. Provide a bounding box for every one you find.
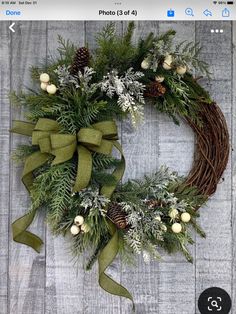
[211,300,219,307]
[185,8,194,16]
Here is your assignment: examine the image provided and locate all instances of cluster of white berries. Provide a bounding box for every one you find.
[154,215,167,232]
[141,54,187,77]
[168,208,191,234]
[154,209,191,234]
[70,215,90,236]
[40,73,58,95]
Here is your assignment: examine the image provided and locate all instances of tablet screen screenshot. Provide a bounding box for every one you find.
[0,1,235,314]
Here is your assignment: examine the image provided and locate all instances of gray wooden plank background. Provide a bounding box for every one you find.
[0,21,235,314]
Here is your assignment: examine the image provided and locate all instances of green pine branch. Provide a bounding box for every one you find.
[92,153,122,170]
[12,145,38,164]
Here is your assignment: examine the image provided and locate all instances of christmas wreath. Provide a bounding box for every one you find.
[10,22,229,308]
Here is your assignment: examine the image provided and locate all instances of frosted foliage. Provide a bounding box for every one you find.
[55,66,99,96]
[79,188,110,217]
[100,68,145,127]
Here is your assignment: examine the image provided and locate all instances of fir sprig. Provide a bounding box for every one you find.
[12,145,38,164]
[93,22,137,79]
[173,41,211,77]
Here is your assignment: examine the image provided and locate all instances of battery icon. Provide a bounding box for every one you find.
[227,1,234,4]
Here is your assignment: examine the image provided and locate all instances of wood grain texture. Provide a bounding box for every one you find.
[45,21,85,314]
[0,22,10,314]
[0,20,234,314]
[8,22,47,314]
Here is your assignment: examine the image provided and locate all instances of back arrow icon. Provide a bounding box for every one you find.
[9,23,15,33]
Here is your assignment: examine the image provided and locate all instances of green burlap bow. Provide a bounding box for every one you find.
[12,118,119,192]
[11,118,134,308]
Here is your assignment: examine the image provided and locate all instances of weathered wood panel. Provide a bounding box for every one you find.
[0,20,234,314]
[8,22,47,314]
[0,22,10,314]
[45,21,85,314]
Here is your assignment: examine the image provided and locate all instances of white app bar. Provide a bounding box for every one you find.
[0,0,235,20]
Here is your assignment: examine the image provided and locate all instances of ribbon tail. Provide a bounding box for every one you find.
[11,151,50,252]
[12,209,43,253]
[99,142,134,308]
[100,141,125,199]
[73,145,92,192]
[98,223,135,310]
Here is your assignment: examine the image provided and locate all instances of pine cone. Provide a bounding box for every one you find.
[145,81,166,98]
[107,202,128,229]
[70,47,90,75]
[145,199,166,209]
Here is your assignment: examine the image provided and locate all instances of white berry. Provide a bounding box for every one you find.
[169,209,179,219]
[163,55,173,70]
[181,212,191,223]
[81,223,90,233]
[176,65,187,75]
[155,76,165,83]
[40,82,48,91]
[40,73,50,83]
[154,215,162,222]
[46,84,57,95]
[74,215,84,226]
[141,59,150,70]
[70,225,80,235]
[161,224,167,232]
[171,223,182,234]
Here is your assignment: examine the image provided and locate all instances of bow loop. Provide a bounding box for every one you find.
[87,139,113,155]
[77,128,103,146]
[50,134,77,165]
[35,118,60,132]
[32,118,60,150]
[93,121,118,139]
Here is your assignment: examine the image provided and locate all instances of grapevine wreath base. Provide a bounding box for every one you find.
[11,23,229,308]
